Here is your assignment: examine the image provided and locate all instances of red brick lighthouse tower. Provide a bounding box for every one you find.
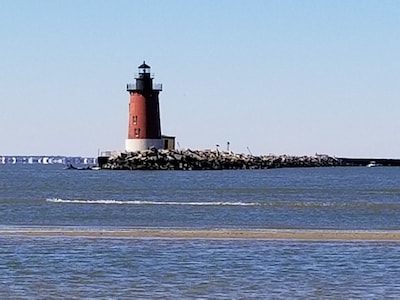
[125,61,163,152]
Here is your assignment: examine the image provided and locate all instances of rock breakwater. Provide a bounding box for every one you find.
[100,148,342,170]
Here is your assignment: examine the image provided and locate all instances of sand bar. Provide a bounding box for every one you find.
[1,227,400,240]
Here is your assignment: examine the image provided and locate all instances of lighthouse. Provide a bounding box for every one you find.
[125,61,163,152]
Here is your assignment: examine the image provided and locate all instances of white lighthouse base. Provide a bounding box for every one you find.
[125,138,163,152]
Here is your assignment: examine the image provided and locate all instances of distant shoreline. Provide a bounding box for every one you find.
[2,227,400,241]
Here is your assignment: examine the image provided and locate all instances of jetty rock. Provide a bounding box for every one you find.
[100,149,343,170]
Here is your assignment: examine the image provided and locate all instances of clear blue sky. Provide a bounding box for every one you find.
[1,0,399,157]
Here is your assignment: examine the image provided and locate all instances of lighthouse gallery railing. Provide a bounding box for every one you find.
[126,83,162,91]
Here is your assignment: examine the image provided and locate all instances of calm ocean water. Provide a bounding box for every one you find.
[1,164,400,298]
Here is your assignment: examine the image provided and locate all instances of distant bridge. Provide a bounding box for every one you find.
[0,156,97,165]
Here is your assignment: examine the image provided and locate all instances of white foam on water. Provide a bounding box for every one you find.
[46,198,260,206]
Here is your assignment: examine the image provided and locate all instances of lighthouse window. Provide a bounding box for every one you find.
[134,128,140,137]
[132,116,138,124]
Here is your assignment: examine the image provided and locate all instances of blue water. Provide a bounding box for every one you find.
[1,164,400,298]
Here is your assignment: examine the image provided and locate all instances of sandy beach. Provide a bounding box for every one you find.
[1,227,400,241]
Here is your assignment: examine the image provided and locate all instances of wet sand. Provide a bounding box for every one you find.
[1,227,400,241]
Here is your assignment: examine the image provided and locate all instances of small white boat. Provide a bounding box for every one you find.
[366,161,381,167]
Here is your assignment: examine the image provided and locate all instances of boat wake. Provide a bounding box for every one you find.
[46,198,260,206]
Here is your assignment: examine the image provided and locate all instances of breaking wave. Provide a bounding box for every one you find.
[46,198,400,209]
[46,198,260,206]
